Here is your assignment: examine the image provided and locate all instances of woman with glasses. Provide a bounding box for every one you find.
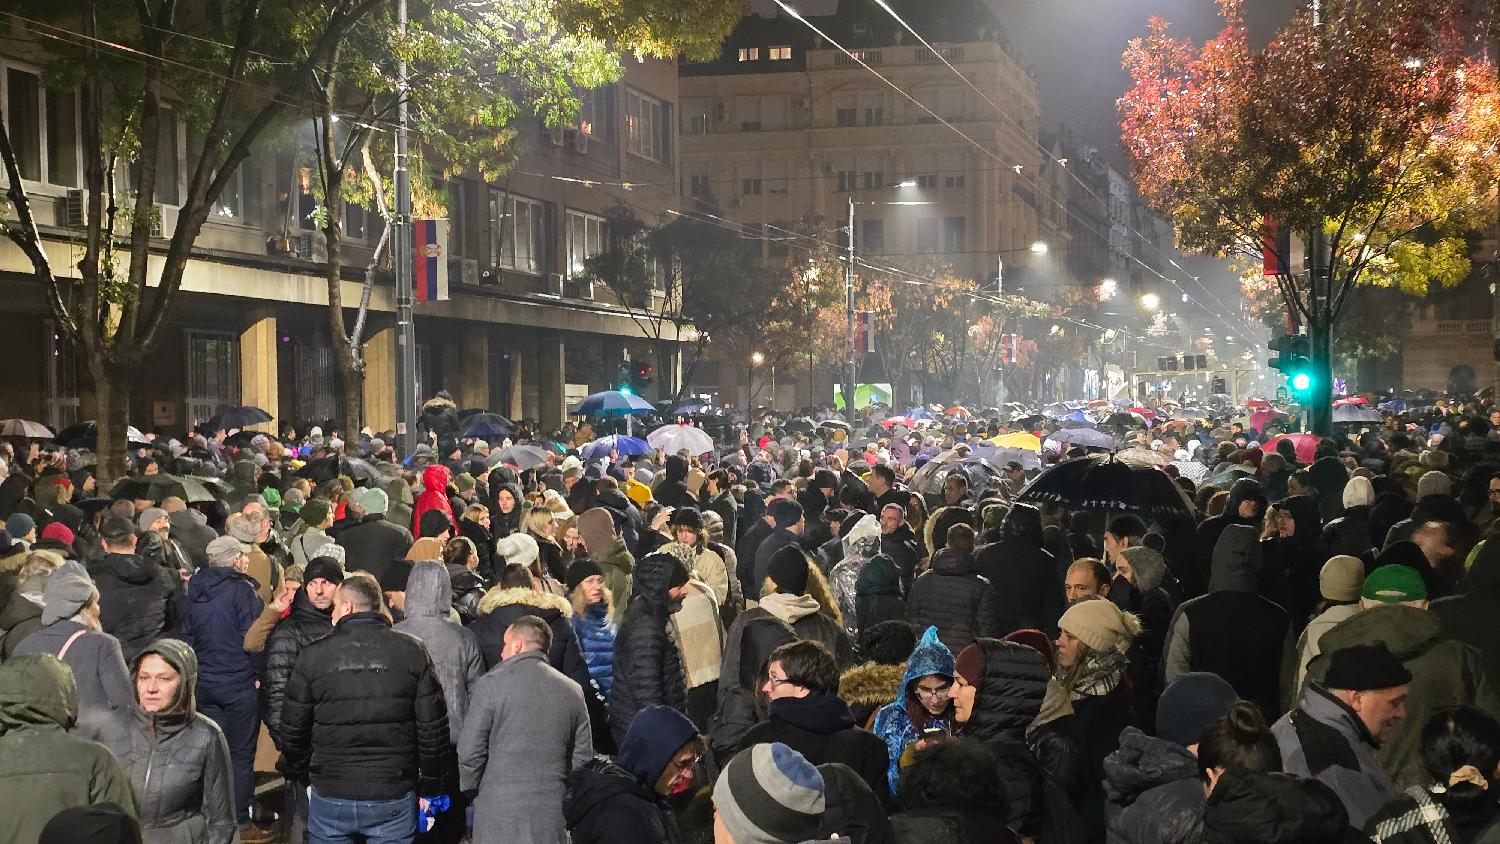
[871,625,956,799]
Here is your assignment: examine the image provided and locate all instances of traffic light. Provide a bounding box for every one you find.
[1268,333,1314,396]
[628,362,654,394]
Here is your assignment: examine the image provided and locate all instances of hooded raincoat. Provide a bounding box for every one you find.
[871,626,955,796]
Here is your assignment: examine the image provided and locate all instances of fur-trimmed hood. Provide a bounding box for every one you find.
[476,585,573,618]
[838,661,906,712]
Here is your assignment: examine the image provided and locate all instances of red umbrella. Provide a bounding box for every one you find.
[1333,396,1368,406]
[1246,399,1271,409]
[1264,433,1321,464]
[1128,406,1158,420]
[1248,409,1287,431]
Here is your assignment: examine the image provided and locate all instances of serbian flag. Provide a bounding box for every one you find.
[413,219,449,302]
[854,311,875,353]
[1261,218,1290,278]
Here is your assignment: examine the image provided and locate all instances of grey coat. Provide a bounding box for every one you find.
[457,649,592,844]
[1273,682,1395,829]
[100,639,237,844]
[394,562,484,743]
[12,619,134,742]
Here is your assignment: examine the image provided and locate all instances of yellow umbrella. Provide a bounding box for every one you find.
[990,432,1042,451]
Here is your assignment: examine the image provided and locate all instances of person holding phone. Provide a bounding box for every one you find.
[871,626,956,798]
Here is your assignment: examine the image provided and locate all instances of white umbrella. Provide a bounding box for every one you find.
[0,419,53,438]
[647,424,714,456]
[1117,446,1171,467]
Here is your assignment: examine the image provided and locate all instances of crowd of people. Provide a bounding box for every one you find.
[3,392,1500,844]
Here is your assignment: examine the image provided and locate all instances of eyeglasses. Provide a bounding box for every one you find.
[766,675,802,692]
[914,682,952,700]
[1489,488,1500,497]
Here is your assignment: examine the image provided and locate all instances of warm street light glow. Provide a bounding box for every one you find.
[1140,292,1161,310]
[1098,278,1118,299]
[1029,241,1049,254]
[897,179,918,188]
[750,351,765,365]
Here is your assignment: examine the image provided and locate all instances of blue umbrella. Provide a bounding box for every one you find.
[460,415,510,440]
[581,435,652,461]
[1046,428,1118,449]
[670,400,712,415]
[572,390,656,417]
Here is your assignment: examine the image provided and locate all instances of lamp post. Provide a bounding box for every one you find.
[845,189,930,423]
[393,0,417,457]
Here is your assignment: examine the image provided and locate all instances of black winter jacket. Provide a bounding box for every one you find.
[1321,505,1373,559]
[905,548,1001,653]
[1188,479,1267,601]
[563,758,680,844]
[1104,727,1206,844]
[881,525,923,590]
[259,590,332,748]
[457,518,496,583]
[1202,770,1355,844]
[975,504,1064,636]
[956,637,1056,837]
[470,587,589,685]
[752,527,803,595]
[335,514,414,573]
[610,554,689,743]
[279,612,450,800]
[88,551,183,663]
[739,694,892,808]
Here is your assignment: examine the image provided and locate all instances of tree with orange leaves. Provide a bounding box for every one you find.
[1120,0,1500,432]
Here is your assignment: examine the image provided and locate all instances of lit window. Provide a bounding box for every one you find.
[737,47,759,62]
[565,209,606,277]
[769,46,792,61]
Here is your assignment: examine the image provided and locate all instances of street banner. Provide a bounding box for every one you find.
[854,310,875,353]
[1261,217,1290,277]
[414,219,449,302]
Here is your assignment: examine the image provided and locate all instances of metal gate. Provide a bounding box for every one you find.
[185,329,239,428]
[294,342,340,425]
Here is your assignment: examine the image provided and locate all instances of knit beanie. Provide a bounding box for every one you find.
[261,487,283,509]
[954,642,985,687]
[1320,555,1365,602]
[712,742,826,844]
[41,561,95,625]
[311,542,346,568]
[135,508,167,534]
[494,532,541,568]
[40,521,75,547]
[358,487,390,515]
[766,544,810,595]
[297,499,331,529]
[1363,564,1427,604]
[1417,470,1452,499]
[1156,672,1239,746]
[1342,476,1375,509]
[769,498,804,529]
[618,705,700,787]
[1119,546,1167,593]
[1003,628,1055,670]
[857,620,918,666]
[453,473,476,494]
[1058,599,1140,654]
[670,507,704,531]
[302,557,345,586]
[1324,642,1412,691]
[565,559,604,592]
[4,512,35,539]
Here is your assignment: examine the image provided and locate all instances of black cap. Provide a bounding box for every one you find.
[670,507,703,531]
[302,557,345,587]
[566,559,604,592]
[766,544,810,594]
[1324,642,1412,692]
[378,560,413,593]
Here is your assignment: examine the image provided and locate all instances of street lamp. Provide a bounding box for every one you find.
[1029,241,1049,255]
[897,179,918,188]
[1140,292,1161,311]
[750,351,765,366]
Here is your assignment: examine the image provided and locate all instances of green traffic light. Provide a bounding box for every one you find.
[619,385,633,395]
[1290,372,1311,391]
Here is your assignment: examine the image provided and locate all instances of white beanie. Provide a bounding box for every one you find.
[1342,476,1375,509]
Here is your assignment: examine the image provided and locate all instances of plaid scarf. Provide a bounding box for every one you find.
[1068,650,1129,701]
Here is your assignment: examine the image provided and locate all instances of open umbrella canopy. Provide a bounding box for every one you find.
[669,400,712,416]
[460,413,511,440]
[1046,428,1118,450]
[148,473,217,504]
[1332,405,1381,424]
[581,435,652,461]
[990,431,1042,451]
[53,421,149,449]
[647,425,714,456]
[488,444,550,471]
[1204,465,1256,488]
[912,455,1001,495]
[1332,396,1368,406]
[0,419,53,439]
[572,390,655,417]
[975,446,1042,472]
[205,405,272,432]
[1016,455,1195,518]
[1247,409,1288,432]
[1264,433,1322,464]
[1117,447,1171,467]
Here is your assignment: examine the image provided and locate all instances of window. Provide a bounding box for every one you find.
[187,130,241,219]
[345,203,367,241]
[44,87,77,187]
[151,109,180,205]
[916,173,937,189]
[184,329,239,428]
[626,89,663,162]
[737,96,761,131]
[916,218,938,253]
[493,193,546,274]
[861,219,884,254]
[565,209,605,277]
[738,47,760,62]
[943,217,966,252]
[689,174,711,200]
[864,105,884,126]
[835,170,856,192]
[440,179,481,259]
[860,92,884,126]
[769,45,792,61]
[6,69,39,181]
[945,174,965,188]
[836,107,857,127]
[861,170,883,190]
[741,178,761,195]
[577,87,616,144]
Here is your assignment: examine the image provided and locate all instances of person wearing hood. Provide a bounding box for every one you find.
[459,613,592,844]
[653,454,694,509]
[971,502,1064,638]
[872,626,956,797]
[1262,494,1330,630]
[0,653,139,844]
[1288,555,1366,701]
[1057,597,1144,842]
[1323,476,1377,559]
[1164,524,1291,721]
[0,551,51,657]
[949,636,1070,838]
[88,515,183,664]
[486,479,524,539]
[739,639,892,807]
[856,550,906,633]
[1189,478,1268,601]
[907,523,1002,653]
[829,513,883,634]
[610,552,694,744]
[412,464,456,537]
[100,638,238,844]
[1112,545,1176,726]
[179,534,265,832]
[1104,671,1241,844]
[417,390,460,447]
[1304,566,1500,790]
[578,506,635,626]
[334,486,414,570]
[564,705,704,844]
[12,560,135,741]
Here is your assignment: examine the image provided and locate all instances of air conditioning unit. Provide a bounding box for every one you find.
[572,130,589,155]
[545,272,564,295]
[63,189,86,228]
[459,258,479,286]
[547,125,566,146]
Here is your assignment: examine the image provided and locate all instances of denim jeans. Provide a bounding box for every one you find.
[197,681,259,823]
[308,789,416,844]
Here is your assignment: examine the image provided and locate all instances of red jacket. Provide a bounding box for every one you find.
[412,465,455,535]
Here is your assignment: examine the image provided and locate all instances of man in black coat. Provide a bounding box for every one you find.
[334,487,413,572]
[751,499,805,596]
[975,503,1064,636]
[1187,478,1266,601]
[906,525,1002,653]
[87,515,183,663]
[609,552,693,744]
[866,464,909,514]
[739,639,892,808]
[878,504,922,590]
[280,574,449,840]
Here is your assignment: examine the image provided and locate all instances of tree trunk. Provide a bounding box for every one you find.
[90,355,132,486]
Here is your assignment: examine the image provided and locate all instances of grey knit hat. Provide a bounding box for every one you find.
[137,507,168,534]
[41,561,96,625]
[712,742,825,844]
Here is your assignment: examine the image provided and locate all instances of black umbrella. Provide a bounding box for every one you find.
[297,455,353,484]
[1015,454,1195,518]
[784,417,816,434]
[206,405,272,432]
[460,413,511,440]
[54,421,150,449]
[109,477,154,501]
[455,407,514,426]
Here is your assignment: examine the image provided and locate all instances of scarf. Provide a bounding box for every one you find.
[1068,650,1129,701]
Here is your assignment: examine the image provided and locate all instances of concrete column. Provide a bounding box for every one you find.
[536,330,566,431]
[458,324,489,410]
[363,324,397,433]
[508,348,523,421]
[239,306,278,432]
[657,340,681,401]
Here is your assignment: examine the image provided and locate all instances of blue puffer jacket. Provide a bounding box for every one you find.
[571,601,617,698]
[180,565,263,690]
[871,625,955,796]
